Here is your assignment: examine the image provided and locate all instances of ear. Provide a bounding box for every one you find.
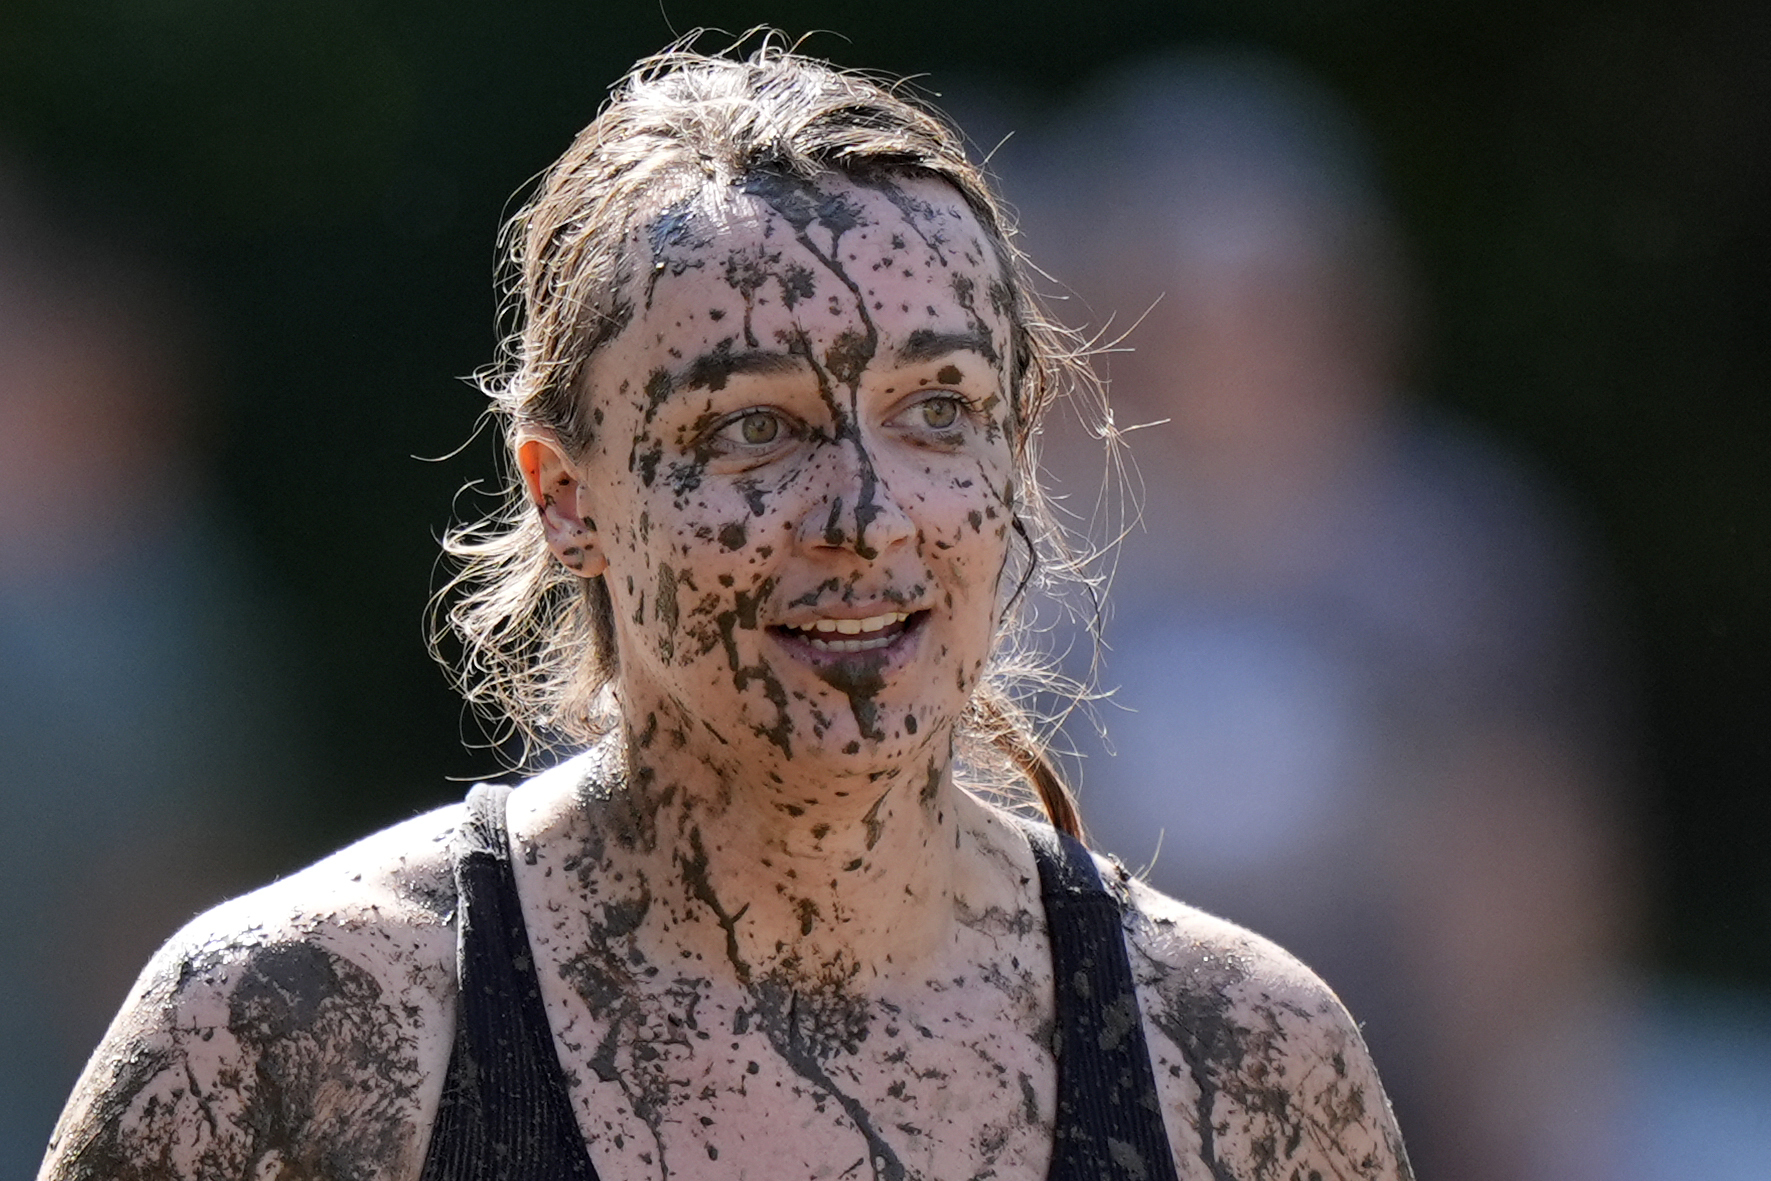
[515,426,607,578]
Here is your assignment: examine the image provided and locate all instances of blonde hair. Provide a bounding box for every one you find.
[436,34,1096,836]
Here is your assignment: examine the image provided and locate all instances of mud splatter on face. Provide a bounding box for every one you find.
[563,172,1019,789]
[644,198,715,307]
[813,657,887,743]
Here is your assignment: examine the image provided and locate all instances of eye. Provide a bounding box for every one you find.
[888,391,974,444]
[697,406,800,464]
[738,410,780,445]
[919,396,962,430]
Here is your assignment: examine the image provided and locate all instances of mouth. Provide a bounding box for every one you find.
[771,610,925,655]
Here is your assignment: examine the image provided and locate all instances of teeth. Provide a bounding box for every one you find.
[786,612,910,651]
[794,611,907,636]
[815,636,892,652]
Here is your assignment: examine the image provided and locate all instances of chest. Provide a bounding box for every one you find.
[529,931,1059,1181]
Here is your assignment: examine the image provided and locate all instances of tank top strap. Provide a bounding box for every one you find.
[1019,820,1182,1181]
[417,783,602,1181]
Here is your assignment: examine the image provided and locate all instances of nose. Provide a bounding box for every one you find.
[798,434,914,561]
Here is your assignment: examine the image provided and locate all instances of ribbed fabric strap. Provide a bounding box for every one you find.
[417,784,602,1181]
[1022,822,1182,1181]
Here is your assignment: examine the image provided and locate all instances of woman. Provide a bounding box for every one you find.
[42,40,1413,1181]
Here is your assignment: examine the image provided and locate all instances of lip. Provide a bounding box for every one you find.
[769,608,929,665]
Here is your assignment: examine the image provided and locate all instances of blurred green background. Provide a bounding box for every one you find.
[1,0,1763,995]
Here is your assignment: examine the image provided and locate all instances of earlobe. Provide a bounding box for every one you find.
[515,428,607,578]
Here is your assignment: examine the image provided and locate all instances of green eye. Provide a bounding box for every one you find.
[920,397,961,429]
[739,411,780,445]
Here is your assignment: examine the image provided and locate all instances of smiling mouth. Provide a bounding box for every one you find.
[774,610,923,654]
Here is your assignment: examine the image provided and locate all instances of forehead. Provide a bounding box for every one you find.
[621,172,1012,358]
[643,171,997,267]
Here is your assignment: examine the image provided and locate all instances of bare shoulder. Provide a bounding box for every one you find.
[1116,869,1415,1181]
[41,803,466,1181]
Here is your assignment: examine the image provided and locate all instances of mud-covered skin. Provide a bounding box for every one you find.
[507,746,1062,1181]
[40,809,463,1181]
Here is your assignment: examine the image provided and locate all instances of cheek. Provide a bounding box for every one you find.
[934,453,1016,570]
[648,493,796,668]
[941,521,1011,605]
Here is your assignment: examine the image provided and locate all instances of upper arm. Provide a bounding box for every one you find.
[1123,881,1415,1181]
[41,820,461,1181]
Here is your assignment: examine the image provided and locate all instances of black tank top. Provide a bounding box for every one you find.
[417,784,1181,1181]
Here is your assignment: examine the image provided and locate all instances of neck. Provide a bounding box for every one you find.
[570,705,999,987]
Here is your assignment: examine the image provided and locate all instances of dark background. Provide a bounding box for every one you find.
[2,0,1765,988]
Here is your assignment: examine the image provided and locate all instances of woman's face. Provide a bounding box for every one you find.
[533,173,1020,776]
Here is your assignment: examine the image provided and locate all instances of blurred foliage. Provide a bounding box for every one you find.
[0,0,1764,983]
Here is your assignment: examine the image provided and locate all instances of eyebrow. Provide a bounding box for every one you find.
[676,349,806,395]
[895,328,994,366]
